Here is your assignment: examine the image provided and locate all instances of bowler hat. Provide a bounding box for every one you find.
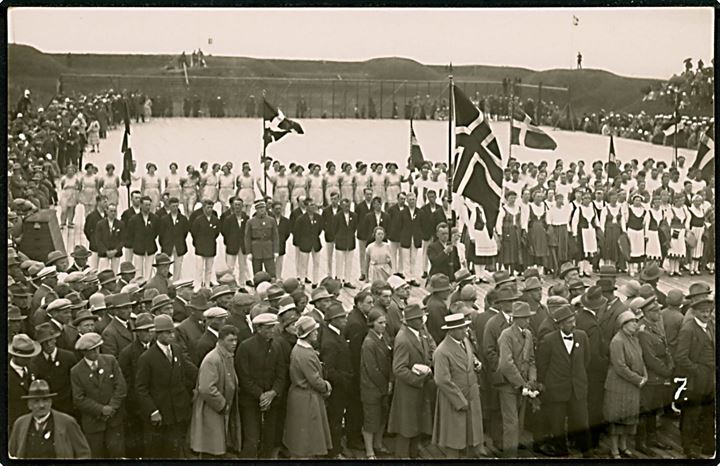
[133,313,155,331]
[324,303,347,322]
[559,262,579,279]
[511,301,535,318]
[666,289,684,307]
[153,253,174,267]
[687,282,712,299]
[154,314,175,332]
[282,277,302,294]
[494,288,522,303]
[402,304,424,322]
[8,334,41,358]
[459,284,477,302]
[639,261,663,281]
[552,304,575,323]
[21,379,57,400]
[97,269,117,286]
[581,286,607,310]
[34,322,61,343]
[46,250,67,266]
[616,310,639,328]
[441,313,470,330]
[253,271,272,287]
[296,315,319,339]
[427,274,453,294]
[75,332,103,351]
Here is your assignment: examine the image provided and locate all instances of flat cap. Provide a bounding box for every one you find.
[75,332,103,351]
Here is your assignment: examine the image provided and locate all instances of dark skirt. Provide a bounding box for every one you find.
[363,397,389,434]
[703,224,715,263]
[500,225,521,265]
[603,223,623,261]
[528,220,548,258]
[548,224,569,263]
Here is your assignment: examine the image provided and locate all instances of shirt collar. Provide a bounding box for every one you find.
[84,357,97,369]
[560,331,573,339]
[208,326,219,338]
[406,325,421,340]
[9,359,25,376]
[328,324,341,336]
[297,339,313,348]
[695,317,708,330]
[50,317,63,329]
[501,311,512,324]
[44,348,58,361]
[450,336,464,346]
[115,316,128,327]
[156,341,171,353]
[33,412,51,426]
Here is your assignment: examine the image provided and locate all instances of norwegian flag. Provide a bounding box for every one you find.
[120,98,133,186]
[690,125,715,182]
[510,110,557,150]
[452,85,503,238]
[408,119,426,171]
[263,99,304,147]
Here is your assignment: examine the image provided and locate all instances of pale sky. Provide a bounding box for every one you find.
[7,7,715,79]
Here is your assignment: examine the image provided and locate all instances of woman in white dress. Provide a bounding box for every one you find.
[201,163,220,205]
[665,193,688,277]
[687,194,707,276]
[570,192,599,277]
[79,163,99,217]
[289,165,307,210]
[59,164,81,228]
[546,192,572,275]
[181,165,200,216]
[353,164,371,206]
[165,163,183,202]
[385,163,402,208]
[218,164,236,212]
[460,198,496,281]
[323,162,340,206]
[338,163,355,206]
[369,164,387,207]
[644,196,665,263]
[236,164,256,214]
[307,164,324,207]
[141,163,162,212]
[271,164,291,215]
[624,194,647,277]
[100,163,121,208]
[366,226,393,283]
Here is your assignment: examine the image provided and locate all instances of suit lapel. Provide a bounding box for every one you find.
[556,332,571,361]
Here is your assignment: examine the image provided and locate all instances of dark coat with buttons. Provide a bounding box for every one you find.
[30,349,78,416]
[294,213,322,253]
[95,218,126,258]
[244,214,279,259]
[191,213,221,257]
[158,213,190,257]
[70,354,127,434]
[332,211,358,251]
[127,213,159,256]
[537,329,590,402]
[221,212,248,256]
[235,333,287,406]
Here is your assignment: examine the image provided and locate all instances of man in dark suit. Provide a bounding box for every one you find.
[175,292,208,359]
[400,192,425,287]
[118,313,154,459]
[289,195,308,282]
[157,197,189,280]
[127,196,159,279]
[319,192,339,276]
[271,201,291,280]
[676,298,715,459]
[227,293,255,344]
[420,189,442,279]
[30,323,78,417]
[193,306,228,366]
[8,334,39,432]
[191,199,221,288]
[536,305,591,457]
[120,190,143,264]
[426,222,460,282]
[70,332,127,458]
[236,313,286,458]
[8,379,92,459]
[354,188,374,281]
[95,202,125,273]
[135,314,198,459]
[83,194,107,270]
[319,303,354,459]
[425,274,453,345]
[45,298,79,352]
[171,279,194,323]
[146,253,174,295]
[333,199,358,289]
[343,291,371,451]
[222,198,250,286]
[294,201,323,286]
[386,192,408,275]
[101,293,134,357]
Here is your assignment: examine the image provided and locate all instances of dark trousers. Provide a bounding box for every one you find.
[124,412,145,458]
[481,385,503,450]
[239,402,280,458]
[545,398,590,454]
[394,435,420,458]
[586,378,606,449]
[680,392,715,455]
[144,421,188,459]
[637,384,669,447]
[326,392,348,456]
[86,427,125,459]
[345,386,364,447]
[252,257,276,278]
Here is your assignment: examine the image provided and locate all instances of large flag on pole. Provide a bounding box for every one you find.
[408,119,425,170]
[120,98,133,186]
[263,99,304,147]
[452,85,503,238]
[510,110,557,150]
[690,125,715,182]
[607,135,620,180]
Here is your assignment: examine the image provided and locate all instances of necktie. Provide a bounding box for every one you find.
[562,336,573,341]
[165,346,173,363]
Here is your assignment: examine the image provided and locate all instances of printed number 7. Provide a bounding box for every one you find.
[672,377,687,413]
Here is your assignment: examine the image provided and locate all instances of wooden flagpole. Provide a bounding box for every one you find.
[447,63,455,275]
[508,80,514,158]
[261,90,268,199]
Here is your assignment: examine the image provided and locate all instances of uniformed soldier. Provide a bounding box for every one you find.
[244,200,279,278]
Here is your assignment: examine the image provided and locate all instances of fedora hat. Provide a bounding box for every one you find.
[618,280,642,299]
[324,302,347,322]
[72,309,99,326]
[402,304,424,322]
[567,278,588,291]
[559,262,579,279]
[111,292,135,309]
[523,268,541,281]
[21,379,57,400]
[597,264,617,277]
[310,287,333,304]
[296,315,319,339]
[511,301,535,318]
[46,250,67,266]
[639,261,663,281]
[8,305,27,321]
[522,277,542,292]
[552,304,575,323]
[616,310,639,328]
[266,285,285,301]
[427,274,453,294]
[689,297,714,312]
[88,293,107,312]
[687,282,712,299]
[639,296,661,314]
[494,288,522,304]
[210,285,234,301]
[97,269,117,286]
[581,286,608,310]
[188,293,210,311]
[34,322,61,343]
[9,283,32,297]
[153,253,173,267]
[454,268,476,284]
[8,334,41,358]
[71,245,92,259]
[153,314,175,332]
[133,313,155,331]
[118,261,136,275]
[441,313,470,330]
[638,284,656,299]
[596,278,616,292]
[150,294,172,312]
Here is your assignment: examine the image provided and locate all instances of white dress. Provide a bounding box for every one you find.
[626,206,646,259]
[665,206,687,258]
[644,208,664,261]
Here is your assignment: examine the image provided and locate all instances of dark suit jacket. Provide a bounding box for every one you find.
[83,209,105,252]
[221,212,249,256]
[9,410,91,459]
[101,318,134,358]
[400,207,424,248]
[294,213,323,253]
[95,218,125,258]
[120,207,141,248]
[135,342,197,425]
[158,213,190,256]
[274,214,291,256]
[320,326,354,408]
[235,333,286,405]
[344,307,369,384]
[427,240,460,281]
[675,319,715,397]
[358,210,390,242]
[537,329,590,402]
[193,330,218,366]
[127,213,159,255]
[333,211,358,251]
[8,367,34,431]
[190,213,221,257]
[420,204,443,241]
[575,308,608,383]
[30,349,78,416]
[175,314,205,358]
[172,297,190,323]
[226,313,254,344]
[482,312,512,378]
[386,204,408,242]
[426,294,449,345]
[70,354,126,434]
[354,200,373,239]
[118,339,151,417]
[289,207,307,247]
[321,205,341,242]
